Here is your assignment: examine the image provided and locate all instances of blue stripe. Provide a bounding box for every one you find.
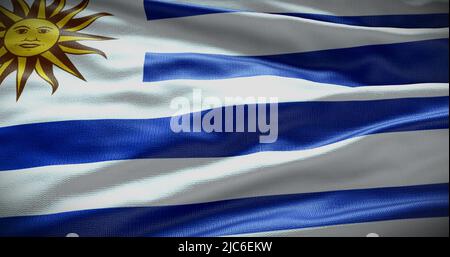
[0,96,447,171]
[0,183,447,237]
[144,0,449,28]
[144,0,228,20]
[143,39,449,86]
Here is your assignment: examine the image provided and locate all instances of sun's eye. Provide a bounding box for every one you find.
[38,28,51,34]
[15,28,28,34]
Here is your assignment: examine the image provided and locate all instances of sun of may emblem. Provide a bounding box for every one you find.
[0,0,113,100]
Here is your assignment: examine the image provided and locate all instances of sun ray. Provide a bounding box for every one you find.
[59,41,106,58]
[0,46,7,57]
[0,31,4,38]
[41,49,85,80]
[16,57,37,100]
[0,6,23,24]
[53,0,89,28]
[12,0,30,17]
[35,58,59,93]
[0,58,14,77]
[0,50,14,63]
[49,0,66,18]
[16,58,26,87]
[29,0,46,19]
[59,31,113,42]
[64,12,112,32]
[0,21,5,28]
[0,58,15,85]
[38,0,46,19]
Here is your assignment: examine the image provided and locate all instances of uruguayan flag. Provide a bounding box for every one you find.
[0,0,448,237]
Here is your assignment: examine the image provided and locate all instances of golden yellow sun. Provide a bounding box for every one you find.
[0,0,112,100]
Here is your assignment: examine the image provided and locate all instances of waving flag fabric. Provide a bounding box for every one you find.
[0,0,448,237]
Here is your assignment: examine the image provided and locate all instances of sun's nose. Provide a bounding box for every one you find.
[24,36,39,42]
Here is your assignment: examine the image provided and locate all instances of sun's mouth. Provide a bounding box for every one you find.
[19,43,41,48]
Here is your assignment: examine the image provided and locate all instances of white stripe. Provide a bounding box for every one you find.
[0,76,447,128]
[143,13,448,55]
[164,0,449,16]
[228,217,449,237]
[0,129,447,217]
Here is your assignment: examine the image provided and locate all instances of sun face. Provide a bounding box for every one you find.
[5,18,60,57]
[0,0,113,100]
